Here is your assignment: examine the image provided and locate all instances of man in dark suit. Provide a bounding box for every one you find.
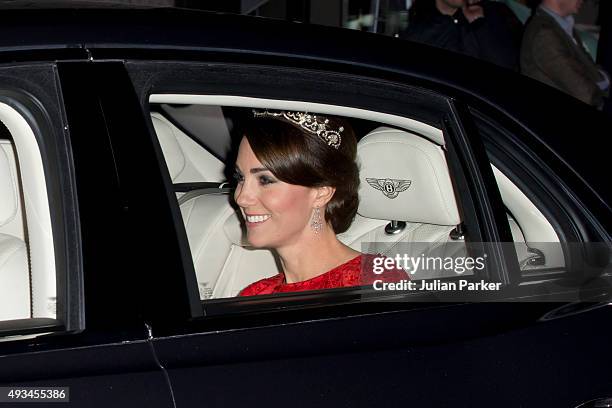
[521,0,609,107]
[401,0,523,71]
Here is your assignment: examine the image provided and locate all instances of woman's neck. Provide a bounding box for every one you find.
[276,226,360,284]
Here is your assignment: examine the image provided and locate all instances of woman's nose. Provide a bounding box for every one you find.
[234,181,256,207]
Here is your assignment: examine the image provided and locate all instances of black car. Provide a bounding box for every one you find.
[0,6,610,408]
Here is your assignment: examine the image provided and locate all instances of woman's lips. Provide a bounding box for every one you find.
[244,213,271,227]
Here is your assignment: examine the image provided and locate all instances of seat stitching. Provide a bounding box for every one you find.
[183,200,195,227]
[377,223,420,256]
[167,123,187,177]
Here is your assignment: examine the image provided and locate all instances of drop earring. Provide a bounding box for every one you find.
[311,207,322,234]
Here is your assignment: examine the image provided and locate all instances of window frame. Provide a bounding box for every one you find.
[127,59,519,325]
[470,105,611,287]
[0,63,83,338]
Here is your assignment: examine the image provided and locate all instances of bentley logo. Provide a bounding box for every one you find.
[366,178,412,199]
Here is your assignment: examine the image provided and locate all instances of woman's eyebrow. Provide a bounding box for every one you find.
[250,167,269,174]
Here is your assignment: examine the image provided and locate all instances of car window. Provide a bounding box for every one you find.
[491,164,565,273]
[147,96,503,307]
[469,108,576,282]
[0,105,56,328]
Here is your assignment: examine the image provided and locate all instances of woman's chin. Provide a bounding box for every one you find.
[246,233,270,249]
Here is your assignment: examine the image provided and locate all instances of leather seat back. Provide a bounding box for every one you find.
[338,127,465,279]
[152,113,226,183]
[179,190,279,299]
[0,141,30,320]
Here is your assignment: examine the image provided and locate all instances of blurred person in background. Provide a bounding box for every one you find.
[521,0,610,108]
[597,0,612,115]
[401,0,523,71]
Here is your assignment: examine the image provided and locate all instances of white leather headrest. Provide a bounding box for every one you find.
[357,127,460,226]
[152,115,185,181]
[0,145,17,226]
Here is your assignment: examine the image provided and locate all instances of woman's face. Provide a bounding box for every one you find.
[234,137,318,249]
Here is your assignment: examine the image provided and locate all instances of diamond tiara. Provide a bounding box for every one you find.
[252,109,343,149]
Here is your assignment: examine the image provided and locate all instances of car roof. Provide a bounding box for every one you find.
[0,7,609,209]
[0,0,162,9]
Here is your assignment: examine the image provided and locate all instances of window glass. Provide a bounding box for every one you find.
[148,97,497,305]
[472,109,569,277]
[490,163,565,273]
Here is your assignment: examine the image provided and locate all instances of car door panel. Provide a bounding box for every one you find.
[119,58,612,408]
[152,303,612,407]
[1,339,174,408]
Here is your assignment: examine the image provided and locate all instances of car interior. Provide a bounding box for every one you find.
[0,94,566,321]
[0,137,29,320]
[0,103,56,322]
[148,95,563,300]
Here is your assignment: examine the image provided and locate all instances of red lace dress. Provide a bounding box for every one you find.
[239,254,407,296]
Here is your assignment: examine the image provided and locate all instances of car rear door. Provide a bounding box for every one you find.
[0,57,175,408]
[114,55,612,408]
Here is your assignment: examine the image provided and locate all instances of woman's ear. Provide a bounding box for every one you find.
[313,186,336,207]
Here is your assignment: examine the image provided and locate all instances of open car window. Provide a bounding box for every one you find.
[121,51,612,320]
[148,95,487,303]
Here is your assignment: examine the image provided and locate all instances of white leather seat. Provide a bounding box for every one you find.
[152,112,226,183]
[338,127,466,279]
[179,190,279,299]
[0,142,30,320]
[152,109,281,298]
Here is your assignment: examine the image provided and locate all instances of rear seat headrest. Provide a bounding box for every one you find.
[0,145,17,226]
[357,127,461,226]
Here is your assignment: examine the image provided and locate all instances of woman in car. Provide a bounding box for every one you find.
[234,109,406,296]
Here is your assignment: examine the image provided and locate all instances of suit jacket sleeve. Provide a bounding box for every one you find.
[530,26,603,106]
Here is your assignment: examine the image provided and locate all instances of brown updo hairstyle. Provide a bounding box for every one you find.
[241,111,359,234]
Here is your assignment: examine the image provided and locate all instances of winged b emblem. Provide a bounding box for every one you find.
[366,178,412,199]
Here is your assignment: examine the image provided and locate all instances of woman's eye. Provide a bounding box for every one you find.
[259,175,276,185]
[233,171,244,183]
